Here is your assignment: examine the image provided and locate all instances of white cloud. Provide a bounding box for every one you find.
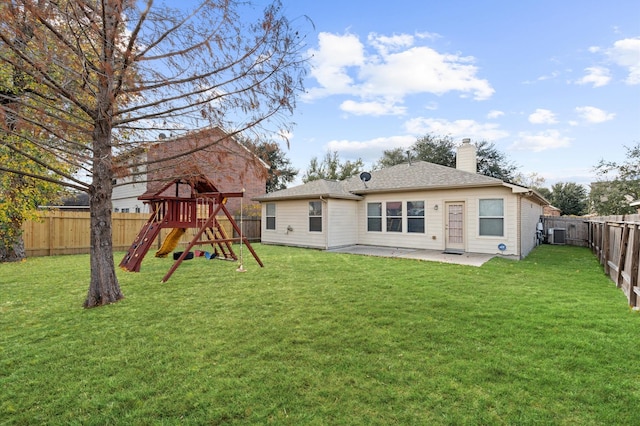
[528,108,558,124]
[367,33,415,56]
[487,110,504,119]
[305,32,365,99]
[576,66,611,87]
[326,135,416,162]
[359,46,494,100]
[575,106,615,123]
[340,99,406,116]
[509,130,572,152]
[403,117,509,141]
[304,31,494,109]
[606,37,640,85]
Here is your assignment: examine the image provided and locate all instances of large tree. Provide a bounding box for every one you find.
[0,1,307,307]
[244,141,298,192]
[375,134,518,181]
[591,142,640,215]
[302,151,364,183]
[549,182,588,216]
[0,3,80,262]
[475,140,518,181]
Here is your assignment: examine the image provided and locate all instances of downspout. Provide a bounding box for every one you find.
[517,195,522,259]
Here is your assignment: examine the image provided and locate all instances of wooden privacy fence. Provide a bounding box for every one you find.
[22,211,261,257]
[587,214,640,309]
[540,216,589,247]
[541,214,640,308]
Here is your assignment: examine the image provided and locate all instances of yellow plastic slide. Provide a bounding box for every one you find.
[155,228,186,258]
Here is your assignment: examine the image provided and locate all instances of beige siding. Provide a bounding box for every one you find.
[326,199,358,248]
[520,196,544,257]
[357,191,443,250]
[261,199,327,248]
[357,187,521,256]
[261,186,545,257]
[465,187,519,257]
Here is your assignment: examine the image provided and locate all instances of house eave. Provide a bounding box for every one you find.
[253,193,363,202]
[351,181,502,195]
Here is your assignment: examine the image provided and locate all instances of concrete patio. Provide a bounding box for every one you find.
[327,245,496,267]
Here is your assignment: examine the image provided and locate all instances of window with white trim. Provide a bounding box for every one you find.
[407,201,425,233]
[309,201,322,232]
[265,203,276,230]
[479,199,504,236]
[386,201,402,232]
[367,202,382,232]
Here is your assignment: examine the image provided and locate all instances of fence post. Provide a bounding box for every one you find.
[616,224,630,288]
[629,224,640,307]
[603,222,610,274]
[48,211,54,256]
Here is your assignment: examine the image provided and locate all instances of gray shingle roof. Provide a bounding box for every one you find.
[253,161,509,201]
[253,177,362,201]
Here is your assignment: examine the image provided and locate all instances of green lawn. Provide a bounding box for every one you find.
[1,244,638,425]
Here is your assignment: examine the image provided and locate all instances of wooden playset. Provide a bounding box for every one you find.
[119,176,263,282]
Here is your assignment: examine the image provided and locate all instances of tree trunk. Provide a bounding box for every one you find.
[0,230,26,262]
[84,165,123,307]
[83,173,123,307]
[83,107,123,307]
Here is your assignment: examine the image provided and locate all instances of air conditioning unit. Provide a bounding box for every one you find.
[548,228,566,245]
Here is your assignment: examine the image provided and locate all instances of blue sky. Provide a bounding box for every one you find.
[279,0,640,188]
[175,1,640,188]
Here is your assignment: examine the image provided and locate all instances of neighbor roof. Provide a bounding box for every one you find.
[254,161,548,204]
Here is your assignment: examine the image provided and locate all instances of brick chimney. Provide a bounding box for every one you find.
[456,138,477,173]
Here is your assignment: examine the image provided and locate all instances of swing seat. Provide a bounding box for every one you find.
[173,251,194,260]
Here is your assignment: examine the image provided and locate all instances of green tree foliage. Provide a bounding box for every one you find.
[303,151,364,183]
[0,14,79,262]
[475,140,518,181]
[374,134,517,181]
[549,182,588,216]
[374,147,408,170]
[0,146,65,261]
[591,143,640,215]
[0,1,307,307]
[246,141,298,192]
[412,134,457,167]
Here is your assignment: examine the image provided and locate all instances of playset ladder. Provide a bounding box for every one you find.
[119,220,162,272]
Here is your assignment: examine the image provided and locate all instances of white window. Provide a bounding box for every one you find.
[265,203,276,230]
[367,202,382,232]
[386,201,402,232]
[309,201,322,232]
[479,199,504,236]
[407,201,425,233]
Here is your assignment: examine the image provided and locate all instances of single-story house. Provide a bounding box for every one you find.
[112,127,268,215]
[254,139,549,259]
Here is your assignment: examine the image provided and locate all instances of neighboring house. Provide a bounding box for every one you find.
[112,175,149,213]
[254,139,549,259]
[112,127,268,215]
[543,205,561,216]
